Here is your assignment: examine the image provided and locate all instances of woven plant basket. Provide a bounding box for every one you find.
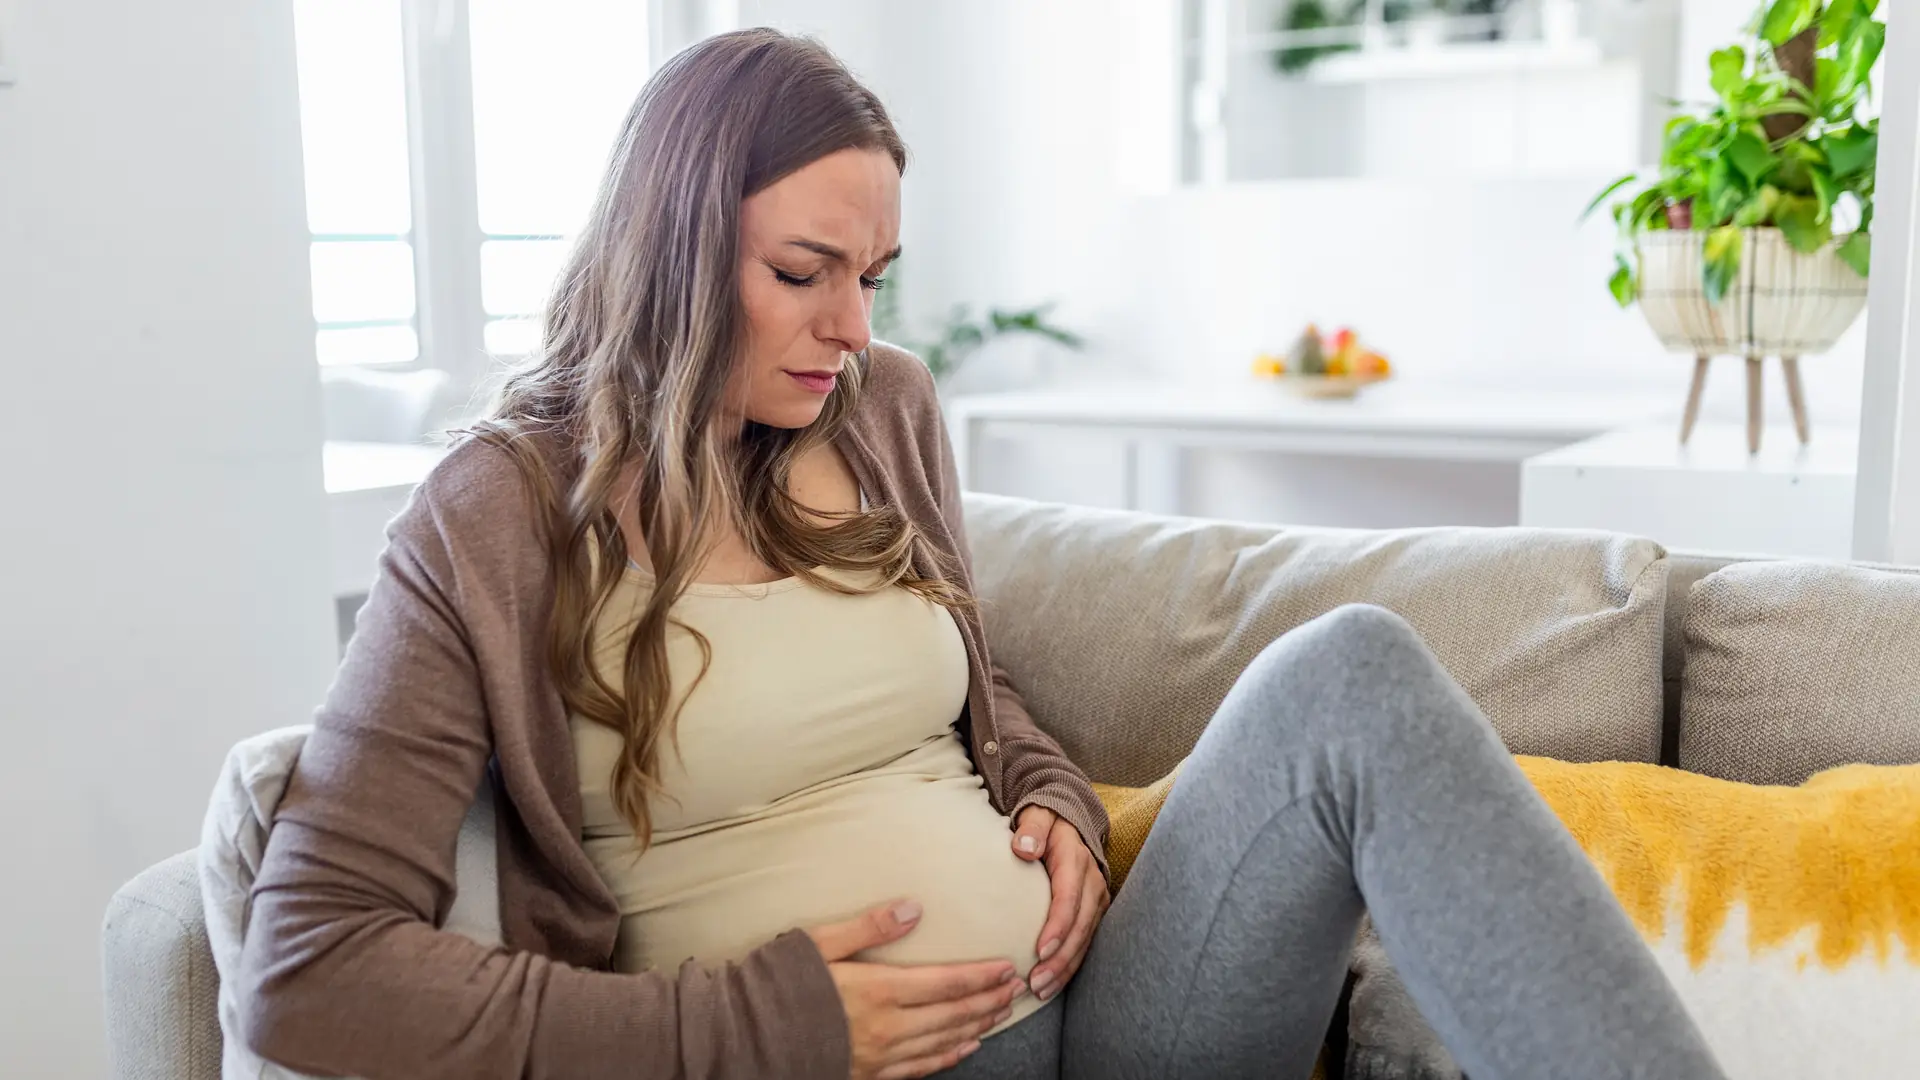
[1636,227,1869,452]
[1635,227,1868,357]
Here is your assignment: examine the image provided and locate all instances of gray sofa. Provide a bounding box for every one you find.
[101,493,1920,1079]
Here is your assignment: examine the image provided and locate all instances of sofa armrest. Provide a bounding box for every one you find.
[103,850,222,1080]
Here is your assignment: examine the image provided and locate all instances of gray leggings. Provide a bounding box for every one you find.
[943,605,1723,1080]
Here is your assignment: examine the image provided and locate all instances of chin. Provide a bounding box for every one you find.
[748,396,831,430]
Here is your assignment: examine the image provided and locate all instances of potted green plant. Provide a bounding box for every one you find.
[1587,0,1882,452]
[868,267,1083,385]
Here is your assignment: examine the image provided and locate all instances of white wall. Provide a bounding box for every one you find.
[1677,0,1761,103]
[737,0,1869,525]
[0,0,339,1073]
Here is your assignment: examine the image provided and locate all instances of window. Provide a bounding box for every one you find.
[470,0,652,356]
[292,0,417,366]
[291,0,653,370]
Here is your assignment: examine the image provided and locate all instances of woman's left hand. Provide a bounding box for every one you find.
[1010,806,1109,1002]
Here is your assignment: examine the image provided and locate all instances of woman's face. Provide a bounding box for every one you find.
[732,147,902,429]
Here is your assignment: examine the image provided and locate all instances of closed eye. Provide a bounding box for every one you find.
[774,267,887,291]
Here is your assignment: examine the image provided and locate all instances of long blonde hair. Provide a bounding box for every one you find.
[470,30,966,847]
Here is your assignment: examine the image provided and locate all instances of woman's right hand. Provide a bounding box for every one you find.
[806,900,1023,1080]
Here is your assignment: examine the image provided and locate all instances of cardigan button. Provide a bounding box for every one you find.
[982,740,998,755]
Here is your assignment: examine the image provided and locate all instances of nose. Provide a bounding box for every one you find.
[820,275,872,355]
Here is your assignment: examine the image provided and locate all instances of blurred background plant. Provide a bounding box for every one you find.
[869,266,1085,381]
[1271,0,1509,74]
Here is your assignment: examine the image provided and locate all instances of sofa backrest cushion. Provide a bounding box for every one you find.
[962,494,1670,786]
[1680,560,1920,785]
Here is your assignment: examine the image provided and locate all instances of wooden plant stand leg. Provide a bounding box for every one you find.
[1781,356,1810,445]
[1679,354,1710,445]
[1745,356,1764,454]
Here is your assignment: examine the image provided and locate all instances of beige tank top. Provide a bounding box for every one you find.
[570,563,1051,1031]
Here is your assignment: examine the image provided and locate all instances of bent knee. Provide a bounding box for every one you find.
[1306,603,1417,645]
[1249,604,1424,676]
[1215,605,1441,742]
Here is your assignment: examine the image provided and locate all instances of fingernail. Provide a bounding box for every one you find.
[1018,835,1038,853]
[994,1007,1013,1025]
[959,1040,982,1057]
[891,900,922,924]
[1038,938,1060,961]
[999,967,1016,984]
[1030,969,1055,996]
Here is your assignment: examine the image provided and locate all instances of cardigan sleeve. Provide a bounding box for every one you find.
[236,441,851,1080]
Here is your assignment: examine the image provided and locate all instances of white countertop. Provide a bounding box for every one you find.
[946,380,1670,441]
[323,440,448,495]
[1525,423,1859,477]
[1521,424,1859,559]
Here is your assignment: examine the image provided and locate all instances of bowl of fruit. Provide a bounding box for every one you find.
[1252,325,1392,399]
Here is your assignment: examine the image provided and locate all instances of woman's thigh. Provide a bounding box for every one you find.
[1057,755,1358,1080]
[1057,604,1720,1080]
[934,998,1062,1080]
[1055,611,1404,1078]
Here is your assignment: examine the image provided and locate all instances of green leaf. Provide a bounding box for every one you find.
[1819,0,1852,47]
[1837,19,1886,101]
[1826,126,1879,178]
[1608,255,1637,308]
[1810,166,1839,221]
[1726,130,1777,185]
[1581,174,1638,221]
[1776,195,1830,253]
[1734,185,1782,228]
[1709,46,1748,103]
[1033,326,1085,349]
[1703,226,1743,305]
[1706,157,1744,225]
[1630,187,1669,234]
[1814,57,1844,113]
[1837,232,1872,276]
[1662,117,1708,169]
[1760,0,1814,46]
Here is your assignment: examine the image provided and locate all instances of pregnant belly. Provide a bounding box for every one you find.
[591,772,1054,1027]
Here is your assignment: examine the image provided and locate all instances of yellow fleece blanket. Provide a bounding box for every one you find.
[1094,757,1920,1078]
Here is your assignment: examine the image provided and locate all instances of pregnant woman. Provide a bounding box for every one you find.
[237,28,1725,1080]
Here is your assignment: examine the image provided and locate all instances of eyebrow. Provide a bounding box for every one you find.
[784,238,902,270]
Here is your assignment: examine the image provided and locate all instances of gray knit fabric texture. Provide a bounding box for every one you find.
[103,850,222,1080]
[1680,559,1920,785]
[961,494,1670,786]
[1346,918,1464,1080]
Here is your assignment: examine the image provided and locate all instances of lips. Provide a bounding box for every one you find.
[787,369,839,394]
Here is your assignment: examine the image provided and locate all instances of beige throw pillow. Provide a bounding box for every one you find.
[1681,561,1920,785]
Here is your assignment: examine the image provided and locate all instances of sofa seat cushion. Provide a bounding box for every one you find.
[1681,561,1920,785]
[963,493,1670,785]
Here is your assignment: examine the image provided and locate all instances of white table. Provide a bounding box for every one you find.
[1520,424,1859,558]
[946,381,1668,512]
[323,441,447,599]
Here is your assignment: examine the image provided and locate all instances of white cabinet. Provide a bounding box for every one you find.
[1521,425,1859,558]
